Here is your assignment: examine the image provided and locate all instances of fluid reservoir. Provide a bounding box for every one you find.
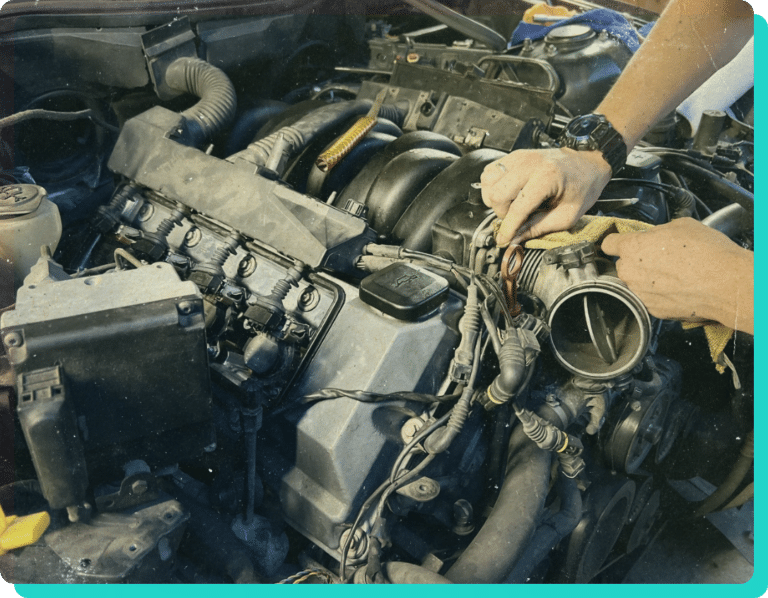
[520,24,632,115]
[0,184,62,290]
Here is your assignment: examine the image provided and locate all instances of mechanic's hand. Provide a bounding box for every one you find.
[481,148,612,246]
[601,217,754,334]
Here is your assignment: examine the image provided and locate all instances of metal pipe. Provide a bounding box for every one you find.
[400,0,508,52]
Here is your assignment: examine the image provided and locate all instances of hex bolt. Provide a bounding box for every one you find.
[184,227,202,247]
[401,417,424,444]
[3,332,22,348]
[238,255,257,278]
[138,203,155,222]
[177,301,195,315]
[452,499,475,536]
[631,400,642,412]
[131,480,148,496]
[298,287,320,312]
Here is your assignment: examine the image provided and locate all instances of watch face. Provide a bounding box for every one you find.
[567,114,602,142]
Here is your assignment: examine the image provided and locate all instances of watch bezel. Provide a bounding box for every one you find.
[564,114,604,146]
[558,113,627,175]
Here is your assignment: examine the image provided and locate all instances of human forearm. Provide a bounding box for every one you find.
[481,0,754,247]
[601,218,753,334]
[709,246,753,334]
[597,0,753,148]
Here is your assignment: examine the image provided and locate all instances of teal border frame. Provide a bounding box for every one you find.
[2,6,765,598]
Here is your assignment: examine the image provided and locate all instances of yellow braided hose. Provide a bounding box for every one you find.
[315,88,388,173]
[315,115,378,172]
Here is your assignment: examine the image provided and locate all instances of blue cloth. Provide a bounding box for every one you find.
[510,8,641,53]
[638,21,656,38]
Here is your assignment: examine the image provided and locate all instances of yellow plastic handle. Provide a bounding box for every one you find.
[0,505,51,556]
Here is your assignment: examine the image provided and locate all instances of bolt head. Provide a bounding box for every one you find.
[3,332,22,348]
[184,227,202,247]
[238,255,257,278]
[130,480,148,495]
[401,417,424,444]
[177,301,195,315]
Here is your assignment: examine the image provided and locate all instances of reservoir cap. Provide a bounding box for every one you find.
[360,262,449,321]
[0,185,46,218]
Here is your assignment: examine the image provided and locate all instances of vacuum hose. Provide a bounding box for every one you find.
[165,57,237,146]
[231,100,406,170]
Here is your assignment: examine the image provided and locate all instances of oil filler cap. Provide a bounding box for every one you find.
[360,262,449,321]
[0,185,46,218]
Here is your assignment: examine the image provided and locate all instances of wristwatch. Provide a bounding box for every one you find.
[558,114,627,176]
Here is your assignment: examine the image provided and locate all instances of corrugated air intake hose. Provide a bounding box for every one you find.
[165,57,237,146]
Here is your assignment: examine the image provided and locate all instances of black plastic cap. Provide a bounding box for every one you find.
[359,263,449,321]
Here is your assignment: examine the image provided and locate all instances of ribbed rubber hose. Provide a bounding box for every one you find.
[445,425,552,583]
[165,57,237,145]
[233,100,405,168]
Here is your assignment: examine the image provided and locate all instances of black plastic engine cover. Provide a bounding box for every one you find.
[1,263,213,478]
[107,106,375,274]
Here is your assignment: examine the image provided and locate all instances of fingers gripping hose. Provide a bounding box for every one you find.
[165,57,237,145]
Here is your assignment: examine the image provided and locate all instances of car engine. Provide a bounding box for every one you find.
[0,1,754,584]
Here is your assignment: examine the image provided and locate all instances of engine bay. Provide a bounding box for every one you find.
[0,2,754,584]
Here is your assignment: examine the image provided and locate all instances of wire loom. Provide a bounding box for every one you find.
[276,567,334,584]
